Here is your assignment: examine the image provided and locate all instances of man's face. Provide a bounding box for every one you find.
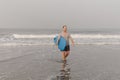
[63,26,67,32]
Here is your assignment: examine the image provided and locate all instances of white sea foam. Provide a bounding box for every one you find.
[0,43,54,46]
[0,33,120,46]
[13,34,120,39]
[0,42,120,46]
[13,34,55,38]
[72,34,120,39]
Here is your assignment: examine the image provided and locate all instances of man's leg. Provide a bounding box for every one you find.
[65,51,70,58]
[62,51,66,60]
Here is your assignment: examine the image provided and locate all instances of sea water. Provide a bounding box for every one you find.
[0,28,120,80]
[0,28,120,46]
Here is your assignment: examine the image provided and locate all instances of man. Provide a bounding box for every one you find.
[57,25,74,62]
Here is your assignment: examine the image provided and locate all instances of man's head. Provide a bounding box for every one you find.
[62,25,67,32]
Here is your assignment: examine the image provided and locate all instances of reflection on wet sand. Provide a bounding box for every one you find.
[56,60,71,80]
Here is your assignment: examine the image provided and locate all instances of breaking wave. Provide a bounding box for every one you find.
[13,34,120,39]
[0,33,120,46]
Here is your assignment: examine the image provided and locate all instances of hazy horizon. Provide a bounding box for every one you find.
[0,0,120,29]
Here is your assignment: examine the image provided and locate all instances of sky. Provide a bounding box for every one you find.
[0,0,120,29]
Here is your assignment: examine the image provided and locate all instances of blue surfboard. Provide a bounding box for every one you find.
[54,36,66,51]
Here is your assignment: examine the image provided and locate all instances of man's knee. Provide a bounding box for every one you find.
[67,51,70,54]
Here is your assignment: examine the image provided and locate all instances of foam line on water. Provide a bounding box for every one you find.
[13,34,55,38]
[0,42,120,46]
[13,34,120,39]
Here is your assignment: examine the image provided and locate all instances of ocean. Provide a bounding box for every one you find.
[0,28,120,80]
[0,28,120,46]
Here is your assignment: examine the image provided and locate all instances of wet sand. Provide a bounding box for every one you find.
[0,45,120,80]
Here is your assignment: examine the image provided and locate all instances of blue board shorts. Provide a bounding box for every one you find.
[61,45,70,51]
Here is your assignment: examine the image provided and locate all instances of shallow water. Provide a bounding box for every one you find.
[0,45,120,80]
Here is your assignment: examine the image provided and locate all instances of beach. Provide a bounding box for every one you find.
[0,45,120,80]
[1,0,120,79]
